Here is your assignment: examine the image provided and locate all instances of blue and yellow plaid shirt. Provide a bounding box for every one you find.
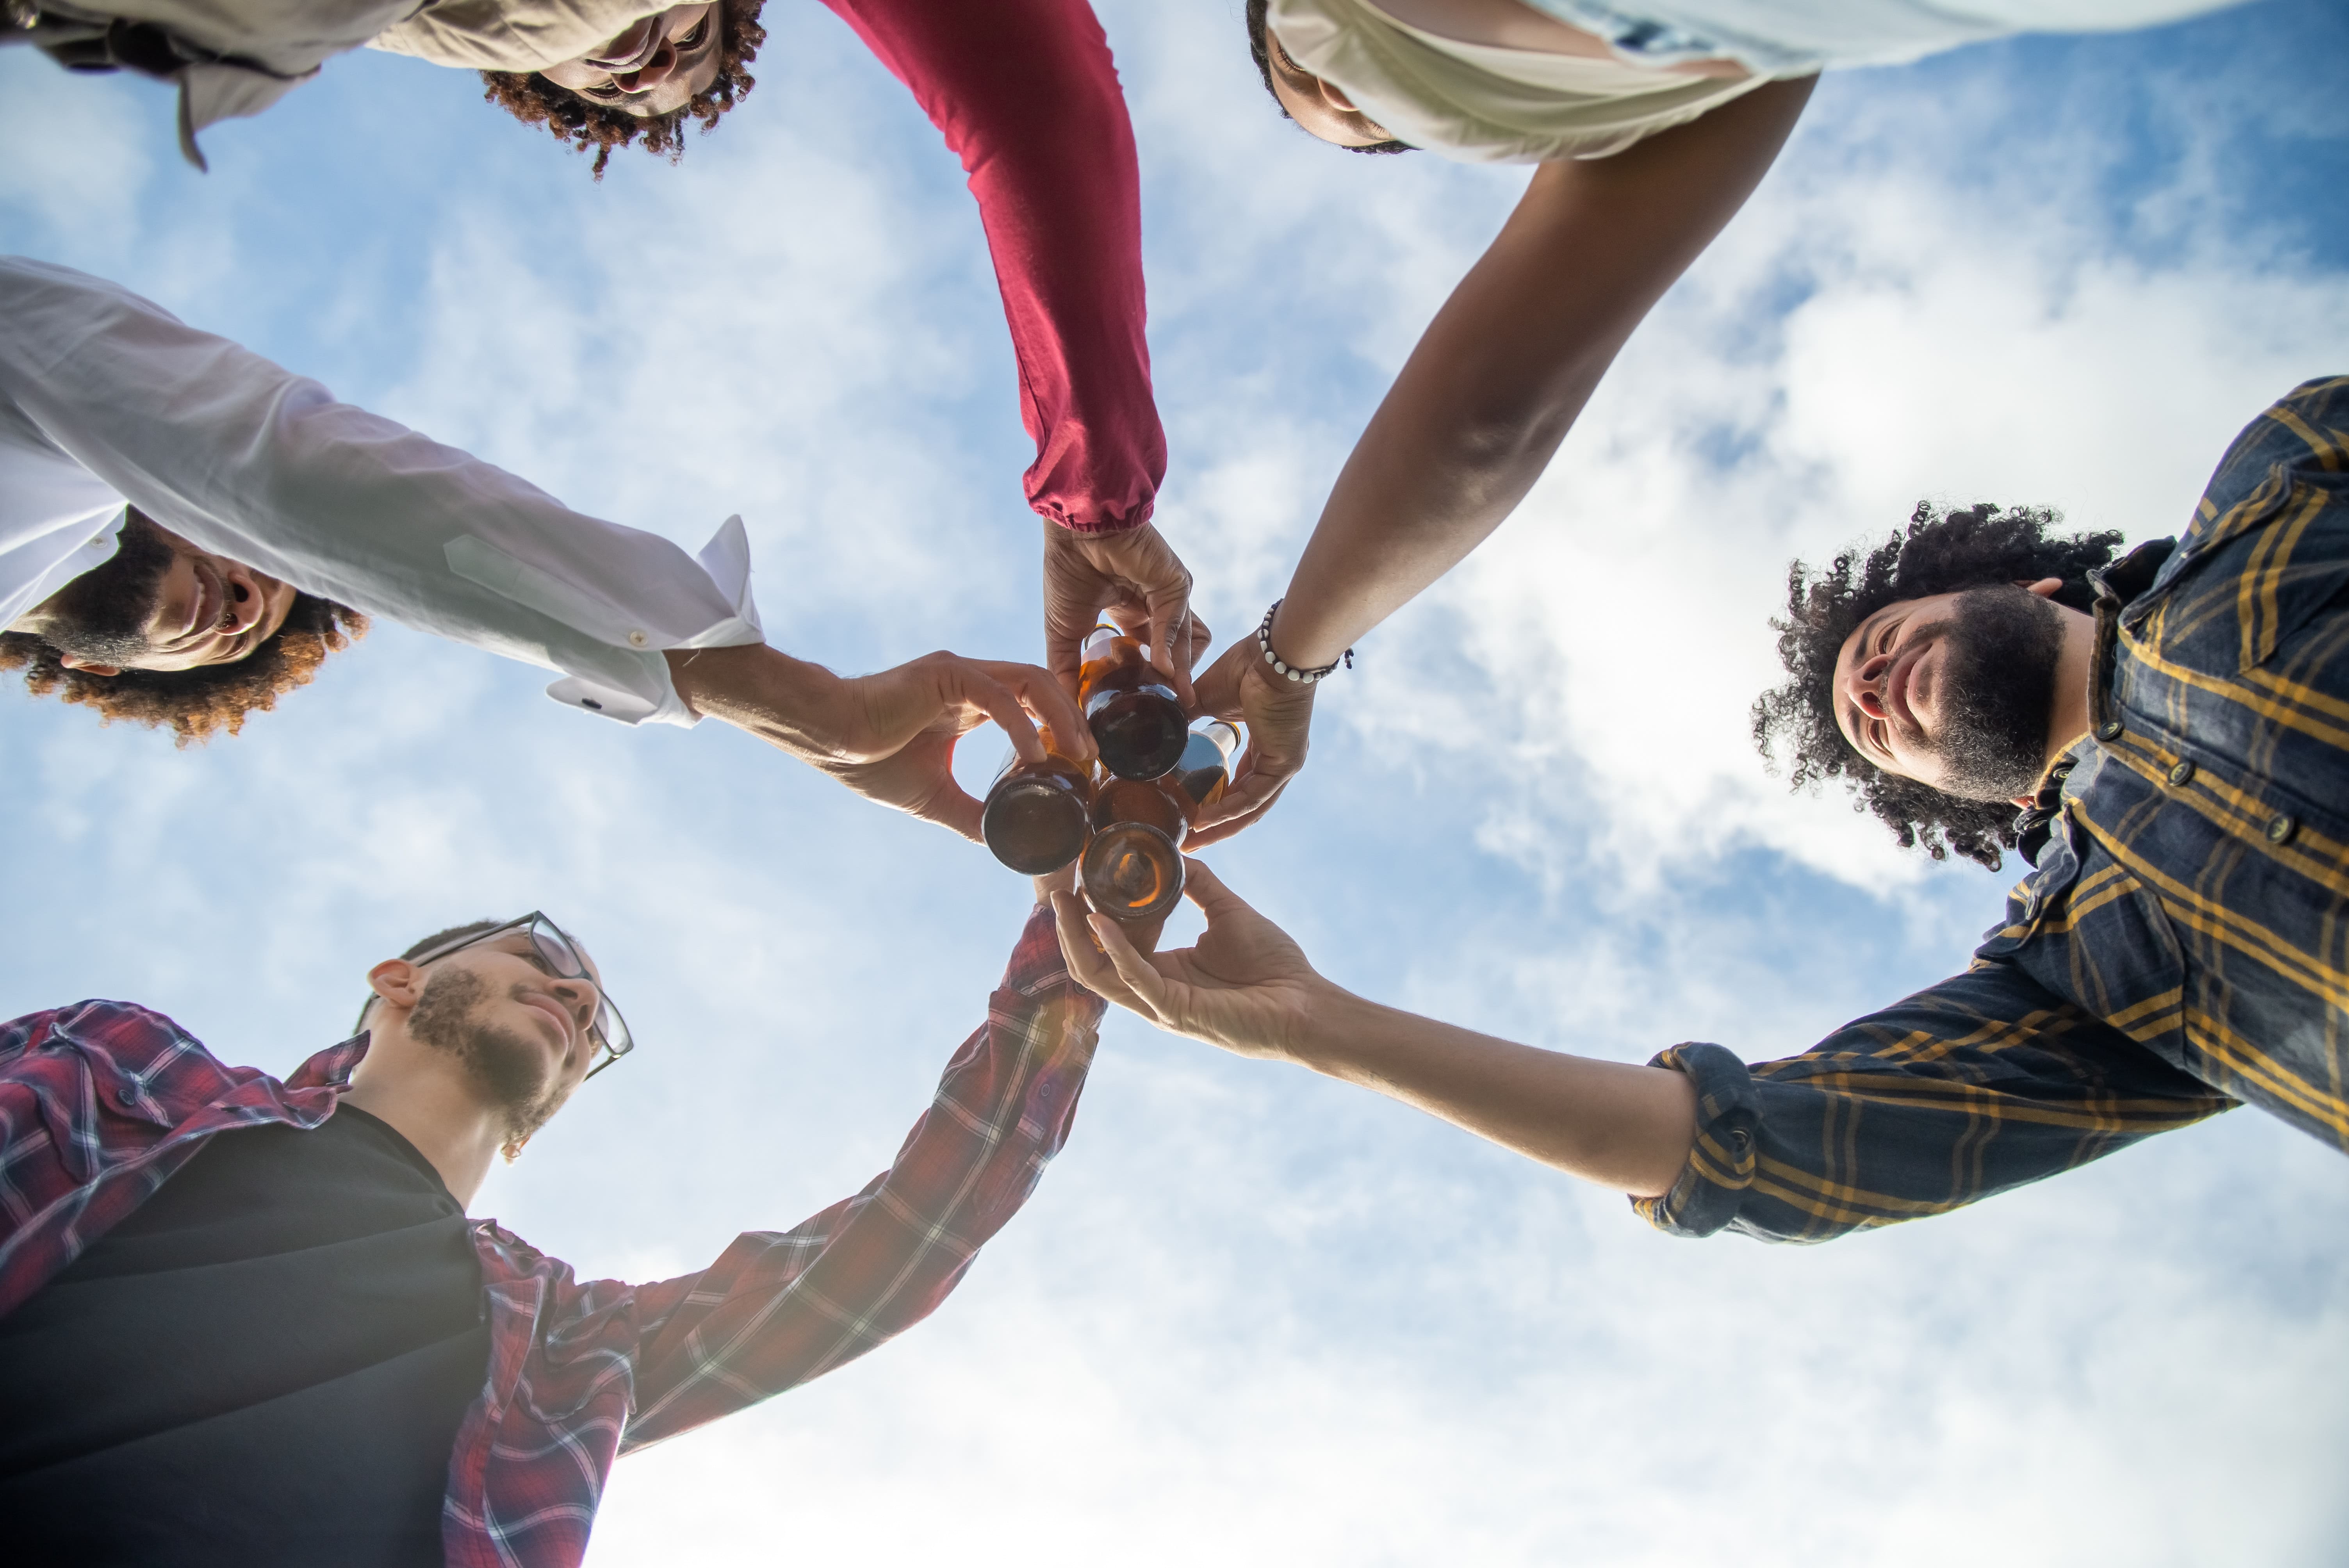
[1641,377,2349,1243]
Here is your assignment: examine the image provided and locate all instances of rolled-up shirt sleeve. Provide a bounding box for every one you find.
[0,255,764,725]
[820,0,1164,534]
[1634,963,2235,1244]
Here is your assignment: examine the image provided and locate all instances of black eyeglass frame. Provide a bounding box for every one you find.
[354,911,635,1080]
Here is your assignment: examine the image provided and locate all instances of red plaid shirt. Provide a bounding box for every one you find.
[0,904,1100,1568]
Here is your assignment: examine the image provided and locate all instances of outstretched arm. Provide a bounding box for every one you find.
[1053,859,1698,1196]
[819,0,1198,698]
[1191,78,1814,841]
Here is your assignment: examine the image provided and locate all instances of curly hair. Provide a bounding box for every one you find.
[1752,502,2123,871]
[480,0,768,178]
[0,594,369,747]
[1244,0,1414,155]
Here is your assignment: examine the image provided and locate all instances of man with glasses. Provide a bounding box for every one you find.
[0,886,1121,1564]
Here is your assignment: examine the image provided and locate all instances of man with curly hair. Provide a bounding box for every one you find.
[1047,377,2349,1251]
[3,255,1096,836]
[8,0,1194,704]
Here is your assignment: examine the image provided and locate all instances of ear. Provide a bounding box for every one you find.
[367,958,425,1015]
[55,655,123,676]
[2017,577,2063,599]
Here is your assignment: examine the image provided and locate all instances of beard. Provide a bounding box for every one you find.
[405,965,570,1148]
[1921,584,2066,802]
[35,510,177,664]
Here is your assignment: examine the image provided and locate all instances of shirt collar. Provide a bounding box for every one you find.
[285,1030,372,1093]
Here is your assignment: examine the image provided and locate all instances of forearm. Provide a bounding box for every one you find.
[664,643,858,762]
[1294,987,1697,1197]
[819,0,1163,533]
[1271,79,1813,668]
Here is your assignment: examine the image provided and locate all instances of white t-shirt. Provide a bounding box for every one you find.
[0,256,763,726]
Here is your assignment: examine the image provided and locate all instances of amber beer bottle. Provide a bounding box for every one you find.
[980,731,1093,875]
[1080,720,1240,924]
[1076,625,1187,780]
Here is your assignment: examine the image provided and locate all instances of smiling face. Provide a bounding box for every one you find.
[538,3,724,118]
[7,512,300,676]
[1831,580,2073,803]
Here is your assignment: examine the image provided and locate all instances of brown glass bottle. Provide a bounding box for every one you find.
[980,734,1092,875]
[1077,625,1187,780]
[1080,721,1242,923]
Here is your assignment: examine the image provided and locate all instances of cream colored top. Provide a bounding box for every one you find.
[1267,0,1788,164]
[366,0,657,72]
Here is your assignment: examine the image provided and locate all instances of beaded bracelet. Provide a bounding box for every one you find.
[1255,599,1353,683]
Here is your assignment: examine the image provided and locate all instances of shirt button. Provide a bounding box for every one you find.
[2096,721,2124,742]
[2267,813,2298,845]
[2167,760,2195,786]
[627,630,650,649]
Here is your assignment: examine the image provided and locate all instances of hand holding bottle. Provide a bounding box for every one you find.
[1051,859,1328,1063]
[1041,519,1205,707]
[1183,640,1317,848]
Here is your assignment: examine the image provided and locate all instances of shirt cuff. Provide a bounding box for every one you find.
[998,902,1102,1012]
[1629,1042,1760,1238]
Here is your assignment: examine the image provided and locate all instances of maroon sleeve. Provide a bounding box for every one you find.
[818,0,1164,533]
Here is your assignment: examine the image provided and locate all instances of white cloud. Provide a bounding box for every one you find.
[1,5,2344,1567]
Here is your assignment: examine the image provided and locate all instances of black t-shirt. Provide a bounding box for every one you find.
[0,1105,491,1566]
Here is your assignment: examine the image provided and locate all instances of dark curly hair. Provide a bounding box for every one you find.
[481,0,768,178]
[1752,502,2122,871]
[0,594,369,747]
[1245,0,1414,155]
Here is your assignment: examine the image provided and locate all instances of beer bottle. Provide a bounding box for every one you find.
[980,731,1093,875]
[1080,720,1242,924]
[1077,625,1187,780]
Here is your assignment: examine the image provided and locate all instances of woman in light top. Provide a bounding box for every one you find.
[1189,0,2249,843]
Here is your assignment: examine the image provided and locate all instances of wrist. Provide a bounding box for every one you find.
[1283,978,1371,1073]
[666,644,849,761]
[1266,597,1353,675]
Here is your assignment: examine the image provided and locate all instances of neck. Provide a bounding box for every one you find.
[341,1037,505,1208]
[2043,604,2099,768]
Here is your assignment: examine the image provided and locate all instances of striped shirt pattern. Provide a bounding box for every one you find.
[1639,377,2349,1242]
[0,904,1100,1566]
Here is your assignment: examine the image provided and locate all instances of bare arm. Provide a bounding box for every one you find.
[1191,80,1812,841]
[664,643,1093,841]
[1052,860,1695,1196]
[1273,77,1813,668]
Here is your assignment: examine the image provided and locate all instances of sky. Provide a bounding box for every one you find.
[3,2,2348,1564]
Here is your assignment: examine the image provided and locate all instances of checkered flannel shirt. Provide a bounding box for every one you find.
[1640,376,2349,1242]
[0,903,1100,1566]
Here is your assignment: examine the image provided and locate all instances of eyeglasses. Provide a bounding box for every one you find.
[356,911,636,1080]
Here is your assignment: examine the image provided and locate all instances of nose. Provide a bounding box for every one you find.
[1851,649,1893,720]
[546,974,601,1041]
[219,565,268,636]
[613,36,680,90]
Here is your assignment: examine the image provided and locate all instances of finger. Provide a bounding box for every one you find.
[979,659,1095,765]
[940,660,1046,764]
[1039,525,1106,704]
[1053,892,1145,1011]
[1088,912,1176,1020]
[920,776,986,843]
[1176,857,1254,924]
[1188,749,1293,836]
[1182,773,1288,848]
[1146,587,1197,709]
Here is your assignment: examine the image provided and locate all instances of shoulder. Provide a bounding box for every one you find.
[3,1000,201,1070]
[2191,376,2349,534]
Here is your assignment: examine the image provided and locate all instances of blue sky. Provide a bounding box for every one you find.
[3,2,2347,1563]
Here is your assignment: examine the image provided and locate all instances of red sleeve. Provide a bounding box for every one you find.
[818,0,1164,533]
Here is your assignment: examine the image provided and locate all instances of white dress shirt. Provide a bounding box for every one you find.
[0,256,763,726]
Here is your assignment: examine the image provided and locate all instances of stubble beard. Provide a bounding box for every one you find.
[1923,584,2065,803]
[406,966,570,1148]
